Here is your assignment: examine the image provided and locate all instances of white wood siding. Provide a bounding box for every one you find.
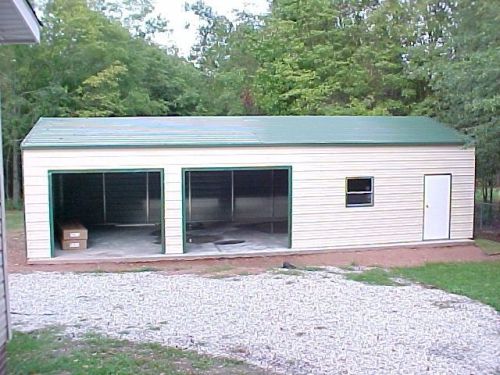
[22,145,475,259]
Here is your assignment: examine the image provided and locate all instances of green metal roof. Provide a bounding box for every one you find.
[21,116,465,149]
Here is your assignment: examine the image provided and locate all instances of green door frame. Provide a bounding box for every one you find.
[48,168,165,258]
[181,166,293,253]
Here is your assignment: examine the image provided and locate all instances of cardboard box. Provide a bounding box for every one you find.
[60,239,87,250]
[58,220,88,240]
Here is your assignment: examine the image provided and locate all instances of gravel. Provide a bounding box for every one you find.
[9,269,500,374]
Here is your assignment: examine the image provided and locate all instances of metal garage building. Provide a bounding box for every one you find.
[22,116,475,261]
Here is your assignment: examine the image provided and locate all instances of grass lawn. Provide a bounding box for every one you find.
[346,261,500,311]
[8,328,266,375]
[475,238,500,255]
[6,210,24,231]
[345,268,399,286]
[393,261,500,310]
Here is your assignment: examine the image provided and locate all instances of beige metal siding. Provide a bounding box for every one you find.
[23,145,475,259]
[0,134,10,352]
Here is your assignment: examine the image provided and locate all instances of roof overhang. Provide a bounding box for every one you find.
[0,0,41,44]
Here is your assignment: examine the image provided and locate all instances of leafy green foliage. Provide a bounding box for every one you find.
[406,0,499,201]
[76,61,129,116]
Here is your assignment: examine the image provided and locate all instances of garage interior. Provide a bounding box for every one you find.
[184,168,290,254]
[51,171,163,259]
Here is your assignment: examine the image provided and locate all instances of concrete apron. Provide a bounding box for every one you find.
[29,239,474,265]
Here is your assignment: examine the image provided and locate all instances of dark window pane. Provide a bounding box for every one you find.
[347,193,372,206]
[347,178,372,192]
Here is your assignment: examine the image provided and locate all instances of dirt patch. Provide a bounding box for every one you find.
[7,229,500,274]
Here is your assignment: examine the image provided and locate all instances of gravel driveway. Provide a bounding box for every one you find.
[9,269,500,374]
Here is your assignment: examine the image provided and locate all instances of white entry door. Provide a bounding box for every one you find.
[423,175,451,240]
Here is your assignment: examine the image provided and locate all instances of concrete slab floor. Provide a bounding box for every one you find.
[55,225,162,260]
[185,223,289,255]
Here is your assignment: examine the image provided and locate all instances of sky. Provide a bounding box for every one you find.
[153,0,269,56]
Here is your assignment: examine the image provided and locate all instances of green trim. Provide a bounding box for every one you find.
[449,174,453,240]
[181,166,293,253]
[47,169,163,175]
[47,168,166,257]
[22,142,466,150]
[181,171,186,252]
[345,176,375,208]
[182,166,291,172]
[160,171,165,254]
[288,168,293,248]
[48,172,55,258]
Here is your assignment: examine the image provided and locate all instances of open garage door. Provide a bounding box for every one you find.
[50,170,164,258]
[183,167,291,254]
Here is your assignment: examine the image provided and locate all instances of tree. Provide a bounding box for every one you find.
[76,61,128,116]
[186,1,262,115]
[0,0,208,203]
[89,0,169,41]
[408,0,499,202]
[247,0,424,115]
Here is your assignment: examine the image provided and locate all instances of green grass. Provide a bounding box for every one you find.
[272,268,304,277]
[78,267,161,274]
[6,210,24,231]
[393,261,500,311]
[345,261,500,310]
[7,328,265,375]
[475,238,500,255]
[345,268,399,286]
[301,266,326,272]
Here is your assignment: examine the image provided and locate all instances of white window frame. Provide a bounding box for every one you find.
[346,177,374,207]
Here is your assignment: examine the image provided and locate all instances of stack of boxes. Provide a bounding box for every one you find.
[58,220,88,250]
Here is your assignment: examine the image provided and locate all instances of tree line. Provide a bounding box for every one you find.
[0,0,498,205]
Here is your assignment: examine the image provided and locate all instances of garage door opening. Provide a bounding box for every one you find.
[183,168,291,254]
[49,170,164,259]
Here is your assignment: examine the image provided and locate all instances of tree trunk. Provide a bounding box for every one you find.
[4,144,12,201]
[12,140,20,207]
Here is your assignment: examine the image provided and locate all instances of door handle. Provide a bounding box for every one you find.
[425,204,429,208]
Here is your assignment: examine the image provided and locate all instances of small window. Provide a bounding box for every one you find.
[346,177,373,207]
